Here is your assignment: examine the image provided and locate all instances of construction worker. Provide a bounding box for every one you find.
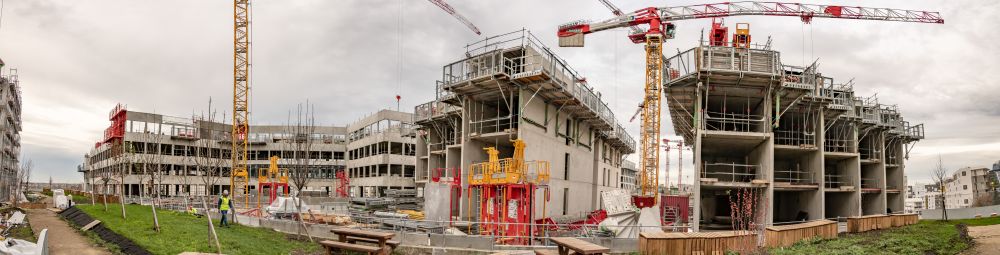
[218,190,235,227]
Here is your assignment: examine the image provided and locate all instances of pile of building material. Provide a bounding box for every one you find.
[349,189,422,211]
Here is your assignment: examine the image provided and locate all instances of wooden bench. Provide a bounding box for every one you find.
[534,250,560,255]
[330,228,396,255]
[320,240,381,255]
[543,237,610,255]
[345,236,400,249]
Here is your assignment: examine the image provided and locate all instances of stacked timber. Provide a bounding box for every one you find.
[764,220,837,248]
[639,231,756,255]
[847,214,891,233]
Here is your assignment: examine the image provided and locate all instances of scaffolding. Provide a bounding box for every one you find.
[824,122,853,153]
[774,110,817,147]
[703,94,766,133]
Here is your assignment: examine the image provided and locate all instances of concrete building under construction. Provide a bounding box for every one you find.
[662,41,924,231]
[415,30,636,223]
[81,108,416,199]
[0,59,22,203]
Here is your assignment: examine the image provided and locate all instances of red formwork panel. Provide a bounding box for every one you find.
[662,195,690,224]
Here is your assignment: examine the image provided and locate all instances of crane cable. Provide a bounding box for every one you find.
[396,0,403,111]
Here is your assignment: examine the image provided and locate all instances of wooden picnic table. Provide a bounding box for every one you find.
[549,237,610,255]
[330,228,396,255]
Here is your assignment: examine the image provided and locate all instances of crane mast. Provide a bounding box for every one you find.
[637,33,662,206]
[558,1,942,209]
[232,0,251,205]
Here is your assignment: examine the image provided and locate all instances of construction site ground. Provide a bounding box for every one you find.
[24,197,111,255]
[962,223,1000,255]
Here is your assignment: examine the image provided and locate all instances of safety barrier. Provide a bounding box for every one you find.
[639,231,757,255]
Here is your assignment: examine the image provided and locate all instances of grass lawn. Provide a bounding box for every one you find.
[769,217,1000,255]
[76,204,322,255]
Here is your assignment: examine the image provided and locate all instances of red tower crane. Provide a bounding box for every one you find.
[426,0,481,35]
[558,2,942,208]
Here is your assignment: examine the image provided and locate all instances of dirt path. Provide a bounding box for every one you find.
[963,224,1000,255]
[25,206,112,255]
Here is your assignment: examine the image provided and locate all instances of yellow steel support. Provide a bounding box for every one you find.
[639,34,663,198]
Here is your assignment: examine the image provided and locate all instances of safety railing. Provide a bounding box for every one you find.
[824,137,852,153]
[774,168,814,184]
[469,158,550,186]
[905,123,925,140]
[703,111,765,132]
[781,65,817,91]
[599,123,637,153]
[824,174,850,189]
[665,48,697,83]
[819,85,854,111]
[858,139,882,160]
[469,115,516,136]
[415,100,460,123]
[774,130,815,147]
[861,178,880,190]
[702,162,761,183]
[700,46,781,75]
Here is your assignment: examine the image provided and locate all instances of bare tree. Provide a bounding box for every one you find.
[285,101,316,242]
[106,139,134,219]
[931,155,949,221]
[193,99,223,251]
[136,126,164,232]
[98,164,113,211]
[13,159,32,207]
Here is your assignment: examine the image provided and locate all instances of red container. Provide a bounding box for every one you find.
[661,195,690,224]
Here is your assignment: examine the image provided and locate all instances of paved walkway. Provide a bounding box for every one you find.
[964,224,1000,255]
[24,205,112,255]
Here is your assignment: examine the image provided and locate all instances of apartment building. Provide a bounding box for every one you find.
[414,30,636,220]
[943,167,992,208]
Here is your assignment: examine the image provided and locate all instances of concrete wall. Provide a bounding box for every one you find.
[919,204,1000,220]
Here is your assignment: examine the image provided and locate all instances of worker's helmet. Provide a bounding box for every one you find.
[223,190,230,195]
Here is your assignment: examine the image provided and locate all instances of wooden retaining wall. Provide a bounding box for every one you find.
[891,213,919,227]
[847,214,919,233]
[639,231,757,255]
[764,220,838,248]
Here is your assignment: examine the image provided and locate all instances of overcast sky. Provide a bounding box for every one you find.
[0,0,997,184]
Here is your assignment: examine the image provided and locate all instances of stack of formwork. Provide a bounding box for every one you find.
[662,41,924,231]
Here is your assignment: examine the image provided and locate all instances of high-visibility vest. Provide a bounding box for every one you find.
[220,197,231,211]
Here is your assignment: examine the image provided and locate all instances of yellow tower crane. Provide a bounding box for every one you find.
[231,0,251,206]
